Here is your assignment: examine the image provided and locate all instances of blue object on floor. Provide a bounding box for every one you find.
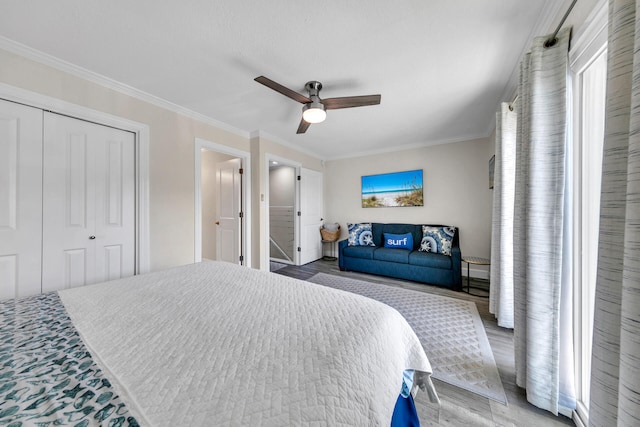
[391,393,420,427]
[391,369,420,426]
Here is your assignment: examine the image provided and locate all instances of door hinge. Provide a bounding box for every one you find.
[297,247,301,252]
[297,175,301,181]
[239,168,244,174]
[239,255,244,262]
[239,211,244,218]
[297,211,301,216]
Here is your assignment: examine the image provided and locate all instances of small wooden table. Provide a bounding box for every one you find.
[462,256,490,297]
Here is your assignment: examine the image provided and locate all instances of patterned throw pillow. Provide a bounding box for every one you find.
[347,222,375,247]
[419,226,456,256]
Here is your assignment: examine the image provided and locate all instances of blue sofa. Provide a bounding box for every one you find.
[338,223,462,290]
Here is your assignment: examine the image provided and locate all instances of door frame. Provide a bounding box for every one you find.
[194,138,251,266]
[264,153,301,268]
[0,82,151,275]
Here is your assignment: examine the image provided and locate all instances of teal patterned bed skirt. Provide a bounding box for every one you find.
[0,293,138,427]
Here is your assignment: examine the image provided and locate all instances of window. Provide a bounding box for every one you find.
[571,42,607,425]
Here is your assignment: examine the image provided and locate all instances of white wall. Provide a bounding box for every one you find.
[269,166,296,206]
[324,137,493,261]
[560,0,602,42]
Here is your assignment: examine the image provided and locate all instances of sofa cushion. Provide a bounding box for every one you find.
[383,233,413,250]
[373,248,410,264]
[342,245,377,260]
[347,222,375,247]
[409,251,452,269]
[419,226,456,256]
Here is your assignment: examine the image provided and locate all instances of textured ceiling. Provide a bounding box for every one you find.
[1,0,550,159]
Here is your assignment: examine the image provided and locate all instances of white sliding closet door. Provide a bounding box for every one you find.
[42,112,135,292]
[0,99,43,299]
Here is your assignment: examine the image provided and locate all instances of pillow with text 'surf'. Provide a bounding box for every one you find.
[347,223,375,246]
[383,233,413,250]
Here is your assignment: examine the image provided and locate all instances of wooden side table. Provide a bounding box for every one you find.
[462,256,490,297]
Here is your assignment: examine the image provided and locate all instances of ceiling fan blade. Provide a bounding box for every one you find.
[296,118,311,134]
[254,76,311,104]
[322,94,381,110]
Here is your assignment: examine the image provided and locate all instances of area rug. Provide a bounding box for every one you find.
[307,273,507,404]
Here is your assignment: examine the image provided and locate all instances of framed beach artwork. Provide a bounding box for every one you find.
[361,169,424,208]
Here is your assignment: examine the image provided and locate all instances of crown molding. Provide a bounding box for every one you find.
[0,36,250,139]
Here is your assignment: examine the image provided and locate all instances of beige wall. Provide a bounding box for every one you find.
[324,137,493,260]
[0,47,324,272]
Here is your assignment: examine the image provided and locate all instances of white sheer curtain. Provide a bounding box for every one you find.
[489,102,516,328]
[589,0,640,425]
[512,27,576,415]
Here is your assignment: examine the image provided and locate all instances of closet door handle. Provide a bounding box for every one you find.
[89,235,96,240]
[215,221,220,225]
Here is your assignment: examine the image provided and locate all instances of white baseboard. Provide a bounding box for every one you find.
[463,266,489,280]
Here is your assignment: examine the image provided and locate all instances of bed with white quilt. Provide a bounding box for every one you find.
[0,261,438,426]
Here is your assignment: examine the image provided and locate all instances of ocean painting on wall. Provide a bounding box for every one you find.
[361,169,424,208]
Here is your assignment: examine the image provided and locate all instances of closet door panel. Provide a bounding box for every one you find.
[0,99,43,299]
[42,112,135,292]
[66,132,89,227]
[95,130,135,282]
[42,113,96,292]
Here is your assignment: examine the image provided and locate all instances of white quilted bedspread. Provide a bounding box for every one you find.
[58,262,436,426]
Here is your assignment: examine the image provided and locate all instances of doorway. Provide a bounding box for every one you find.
[264,154,323,269]
[194,138,251,266]
[269,161,297,264]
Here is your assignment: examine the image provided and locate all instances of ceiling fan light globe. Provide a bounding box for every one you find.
[302,103,326,124]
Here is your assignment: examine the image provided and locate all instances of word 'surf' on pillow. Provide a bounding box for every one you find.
[419,226,456,256]
[383,233,413,250]
[347,222,375,246]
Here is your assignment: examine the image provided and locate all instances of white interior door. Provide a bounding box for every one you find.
[0,99,43,299]
[42,112,135,292]
[299,168,323,265]
[215,158,242,264]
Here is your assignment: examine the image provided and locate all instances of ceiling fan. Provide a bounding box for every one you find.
[254,76,381,134]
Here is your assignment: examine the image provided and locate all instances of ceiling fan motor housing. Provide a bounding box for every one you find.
[304,81,323,97]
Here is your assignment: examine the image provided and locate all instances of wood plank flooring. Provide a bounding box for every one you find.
[273,259,575,427]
